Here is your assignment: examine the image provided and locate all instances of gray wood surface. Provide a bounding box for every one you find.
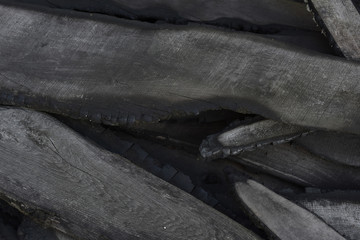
[0,107,261,240]
[231,144,360,189]
[289,192,360,240]
[235,180,345,240]
[13,0,316,30]
[200,119,310,159]
[1,3,360,134]
[295,131,360,167]
[308,0,360,60]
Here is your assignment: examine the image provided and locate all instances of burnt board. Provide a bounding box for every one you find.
[0,107,261,240]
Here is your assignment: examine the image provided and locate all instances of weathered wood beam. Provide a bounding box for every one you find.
[235,180,345,240]
[0,107,261,240]
[307,0,360,60]
[1,3,360,134]
[231,144,360,189]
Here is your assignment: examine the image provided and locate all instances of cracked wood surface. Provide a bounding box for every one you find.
[0,107,261,240]
[13,0,316,30]
[308,0,360,60]
[1,3,360,134]
[231,144,360,189]
[235,180,345,240]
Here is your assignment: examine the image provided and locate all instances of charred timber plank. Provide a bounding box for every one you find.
[0,107,261,240]
[13,0,316,30]
[235,180,345,240]
[295,131,360,167]
[231,144,360,189]
[289,191,360,240]
[1,4,360,134]
[307,0,360,60]
[200,119,311,160]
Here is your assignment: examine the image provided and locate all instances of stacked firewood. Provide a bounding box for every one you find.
[0,0,359,239]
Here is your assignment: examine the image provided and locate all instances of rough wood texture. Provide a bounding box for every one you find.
[308,0,360,60]
[289,192,360,240]
[1,3,360,134]
[0,107,261,240]
[231,144,360,189]
[13,0,316,30]
[200,119,310,159]
[235,180,345,240]
[295,131,360,167]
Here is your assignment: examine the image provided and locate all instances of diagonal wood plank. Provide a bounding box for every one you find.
[289,191,360,240]
[200,119,311,159]
[1,3,360,134]
[235,179,345,240]
[231,144,360,189]
[0,107,261,240]
[307,0,360,60]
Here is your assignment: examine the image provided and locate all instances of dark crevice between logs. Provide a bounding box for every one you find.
[5,0,326,43]
[54,113,276,238]
[351,0,360,14]
[54,112,311,240]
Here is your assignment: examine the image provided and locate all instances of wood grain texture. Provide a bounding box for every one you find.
[231,144,360,189]
[289,192,360,240]
[295,131,360,167]
[235,180,345,240]
[308,0,360,60]
[1,3,360,134]
[13,0,316,30]
[200,119,311,159]
[0,107,261,240]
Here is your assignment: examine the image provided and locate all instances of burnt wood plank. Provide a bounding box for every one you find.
[1,3,360,133]
[231,144,360,189]
[235,180,345,240]
[200,119,311,159]
[307,0,360,60]
[0,107,261,240]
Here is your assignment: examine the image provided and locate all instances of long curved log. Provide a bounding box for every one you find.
[1,3,360,134]
[13,0,316,31]
[0,107,261,240]
[307,0,360,60]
